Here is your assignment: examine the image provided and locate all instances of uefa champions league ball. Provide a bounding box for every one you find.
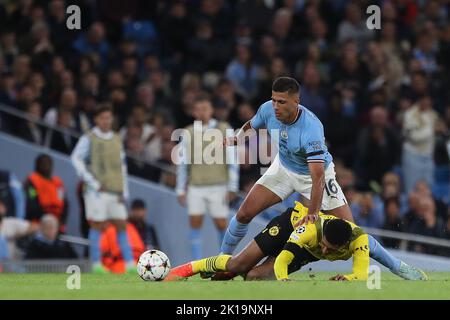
[137,250,171,281]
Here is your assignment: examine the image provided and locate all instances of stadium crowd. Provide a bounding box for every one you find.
[0,0,450,260]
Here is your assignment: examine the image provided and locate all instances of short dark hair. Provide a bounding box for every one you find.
[131,199,146,210]
[93,103,113,118]
[193,92,212,105]
[34,153,52,174]
[272,77,300,96]
[323,219,352,247]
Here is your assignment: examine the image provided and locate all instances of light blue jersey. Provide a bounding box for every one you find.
[250,101,332,175]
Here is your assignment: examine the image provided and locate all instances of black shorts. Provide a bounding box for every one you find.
[254,207,319,274]
[254,207,295,257]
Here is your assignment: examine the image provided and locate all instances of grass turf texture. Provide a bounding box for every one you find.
[0,272,449,300]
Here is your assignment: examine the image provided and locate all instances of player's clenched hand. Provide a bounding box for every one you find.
[296,213,318,227]
[223,136,237,146]
[227,191,237,203]
[329,274,348,281]
[177,194,187,206]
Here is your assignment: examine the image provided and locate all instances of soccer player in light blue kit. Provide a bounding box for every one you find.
[220,77,419,278]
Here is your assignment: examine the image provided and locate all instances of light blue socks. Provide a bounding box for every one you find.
[220,215,249,255]
[117,230,134,264]
[190,228,202,260]
[88,229,101,263]
[368,235,401,273]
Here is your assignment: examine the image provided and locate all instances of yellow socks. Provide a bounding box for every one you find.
[191,254,232,274]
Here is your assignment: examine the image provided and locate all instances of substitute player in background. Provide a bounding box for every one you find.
[167,202,427,281]
[176,95,239,260]
[71,104,135,273]
[221,77,353,255]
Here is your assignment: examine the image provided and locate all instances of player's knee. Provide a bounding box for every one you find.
[236,206,255,224]
[214,219,228,231]
[226,257,251,274]
[90,221,105,231]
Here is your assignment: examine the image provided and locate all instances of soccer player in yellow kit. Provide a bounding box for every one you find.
[167,202,427,281]
[274,214,371,281]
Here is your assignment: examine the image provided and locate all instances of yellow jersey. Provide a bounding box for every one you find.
[275,201,369,281]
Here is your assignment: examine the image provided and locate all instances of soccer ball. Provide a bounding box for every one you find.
[137,250,171,281]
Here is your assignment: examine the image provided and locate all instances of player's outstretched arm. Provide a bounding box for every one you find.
[274,250,295,281]
[224,120,254,146]
[299,162,325,225]
[332,235,370,281]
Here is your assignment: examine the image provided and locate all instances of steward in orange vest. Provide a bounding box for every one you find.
[24,154,67,232]
[100,222,145,273]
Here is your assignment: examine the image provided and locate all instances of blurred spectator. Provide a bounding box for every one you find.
[128,199,159,250]
[382,197,404,249]
[350,192,385,228]
[337,1,374,50]
[24,154,67,231]
[159,1,193,58]
[16,84,36,110]
[0,71,17,108]
[156,140,177,189]
[434,110,450,167]
[213,78,243,117]
[254,56,288,106]
[73,22,110,70]
[380,172,408,216]
[135,82,156,114]
[121,56,139,90]
[331,40,371,102]
[258,34,280,67]
[44,88,90,133]
[412,30,438,75]
[231,102,256,129]
[0,199,38,260]
[355,106,401,190]
[401,70,430,103]
[402,95,438,193]
[403,191,421,225]
[196,0,234,40]
[270,8,303,65]
[45,109,77,154]
[47,0,77,57]
[142,113,170,163]
[413,180,448,221]
[124,125,160,182]
[12,55,31,87]
[405,196,446,255]
[225,42,261,99]
[0,169,25,219]
[300,62,327,120]
[25,214,77,259]
[173,85,197,128]
[324,89,358,167]
[120,105,153,148]
[0,30,19,67]
[187,19,231,73]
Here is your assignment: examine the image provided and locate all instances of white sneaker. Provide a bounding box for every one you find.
[396,262,428,280]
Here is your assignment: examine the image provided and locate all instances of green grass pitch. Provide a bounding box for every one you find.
[0,272,449,300]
